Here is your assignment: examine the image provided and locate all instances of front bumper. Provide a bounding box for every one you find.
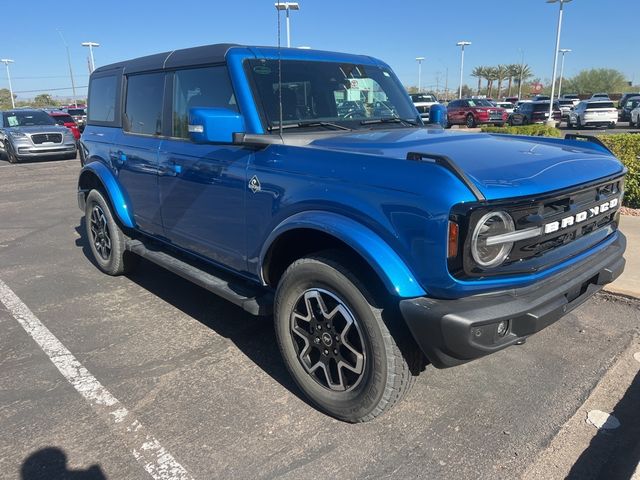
[16,143,76,157]
[400,233,626,368]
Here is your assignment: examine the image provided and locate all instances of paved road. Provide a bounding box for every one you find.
[0,159,638,480]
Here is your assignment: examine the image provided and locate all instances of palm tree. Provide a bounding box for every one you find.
[514,64,533,97]
[471,66,486,95]
[506,64,521,97]
[484,67,498,98]
[494,65,508,99]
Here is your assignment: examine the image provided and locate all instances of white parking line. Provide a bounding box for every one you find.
[0,278,193,480]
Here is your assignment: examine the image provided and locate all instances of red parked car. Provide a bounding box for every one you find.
[46,110,81,140]
[445,98,508,128]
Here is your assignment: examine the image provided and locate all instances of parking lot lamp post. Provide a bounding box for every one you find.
[416,57,425,93]
[456,41,471,99]
[81,42,100,73]
[557,48,571,98]
[1,59,15,109]
[546,0,572,126]
[274,2,300,48]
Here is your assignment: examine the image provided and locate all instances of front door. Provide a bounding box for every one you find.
[158,66,249,272]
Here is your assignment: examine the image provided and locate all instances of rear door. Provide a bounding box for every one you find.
[113,72,165,235]
[157,65,249,272]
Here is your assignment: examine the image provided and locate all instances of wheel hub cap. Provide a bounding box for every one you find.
[289,288,366,392]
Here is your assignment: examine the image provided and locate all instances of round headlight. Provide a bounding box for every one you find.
[471,211,515,268]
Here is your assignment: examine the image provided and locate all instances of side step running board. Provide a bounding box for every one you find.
[126,239,273,316]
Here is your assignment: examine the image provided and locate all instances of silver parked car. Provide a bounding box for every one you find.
[0,109,77,163]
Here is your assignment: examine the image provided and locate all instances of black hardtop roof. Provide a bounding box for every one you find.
[92,43,241,75]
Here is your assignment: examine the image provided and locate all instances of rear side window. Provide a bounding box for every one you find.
[53,114,74,125]
[172,66,237,139]
[88,75,118,123]
[125,73,165,135]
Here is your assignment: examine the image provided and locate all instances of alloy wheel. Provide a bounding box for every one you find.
[289,288,366,392]
[90,204,112,261]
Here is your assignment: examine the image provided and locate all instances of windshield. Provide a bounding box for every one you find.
[3,111,56,127]
[467,99,493,107]
[410,94,436,103]
[247,59,418,130]
[66,108,86,116]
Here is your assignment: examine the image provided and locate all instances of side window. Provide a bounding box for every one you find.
[88,75,118,123]
[124,73,164,135]
[449,100,459,108]
[172,66,237,139]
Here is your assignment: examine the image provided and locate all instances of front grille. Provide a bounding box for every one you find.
[415,105,429,114]
[450,175,624,278]
[30,133,62,144]
[488,109,503,120]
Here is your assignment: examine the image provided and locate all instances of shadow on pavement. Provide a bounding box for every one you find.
[21,447,105,479]
[567,369,640,480]
[74,221,312,410]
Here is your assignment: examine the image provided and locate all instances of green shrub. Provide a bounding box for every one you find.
[599,134,640,208]
[480,124,562,137]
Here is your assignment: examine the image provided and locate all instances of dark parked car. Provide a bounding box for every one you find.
[509,101,561,126]
[445,98,507,128]
[0,109,77,163]
[620,96,640,122]
[619,93,640,110]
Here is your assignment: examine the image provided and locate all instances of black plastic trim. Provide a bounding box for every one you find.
[406,151,486,201]
[564,133,613,154]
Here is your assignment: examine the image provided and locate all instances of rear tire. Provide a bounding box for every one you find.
[84,189,136,276]
[274,251,420,422]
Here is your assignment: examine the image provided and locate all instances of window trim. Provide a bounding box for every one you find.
[122,70,166,137]
[87,71,123,127]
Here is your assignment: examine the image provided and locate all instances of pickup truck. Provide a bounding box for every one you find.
[78,44,627,422]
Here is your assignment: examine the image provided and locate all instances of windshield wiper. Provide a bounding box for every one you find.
[360,117,418,127]
[267,121,352,132]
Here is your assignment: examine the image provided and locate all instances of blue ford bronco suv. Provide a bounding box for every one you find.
[78,44,626,422]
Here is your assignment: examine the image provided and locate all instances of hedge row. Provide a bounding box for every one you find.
[479,125,640,208]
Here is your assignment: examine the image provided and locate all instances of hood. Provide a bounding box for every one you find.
[305,128,624,201]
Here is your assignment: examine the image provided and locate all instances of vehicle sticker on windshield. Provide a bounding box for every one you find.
[253,65,272,75]
[7,116,18,127]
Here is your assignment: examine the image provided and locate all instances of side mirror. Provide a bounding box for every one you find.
[188,107,245,144]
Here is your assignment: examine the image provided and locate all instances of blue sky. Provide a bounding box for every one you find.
[2,0,638,100]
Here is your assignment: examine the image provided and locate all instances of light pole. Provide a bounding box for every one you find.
[1,59,15,108]
[57,30,77,107]
[415,57,425,93]
[546,0,572,125]
[557,48,571,98]
[274,2,300,48]
[456,41,471,99]
[81,42,100,73]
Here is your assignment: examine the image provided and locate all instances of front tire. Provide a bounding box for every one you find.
[466,114,476,128]
[6,143,19,164]
[84,189,135,276]
[274,251,419,422]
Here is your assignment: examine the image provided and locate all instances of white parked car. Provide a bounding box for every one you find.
[568,100,618,128]
[409,93,438,120]
[630,104,640,128]
[494,101,515,114]
[558,99,576,119]
[590,93,610,100]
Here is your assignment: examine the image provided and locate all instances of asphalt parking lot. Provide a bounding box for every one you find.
[1,157,639,480]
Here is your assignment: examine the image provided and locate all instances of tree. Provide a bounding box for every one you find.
[33,93,58,107]
[494,65,508,99]
[0,88,15,109]
[471,66,486,95]
[563,68,628,95]
[484,67,498,98]
[506,64,521,97]
[513,64,533,97]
